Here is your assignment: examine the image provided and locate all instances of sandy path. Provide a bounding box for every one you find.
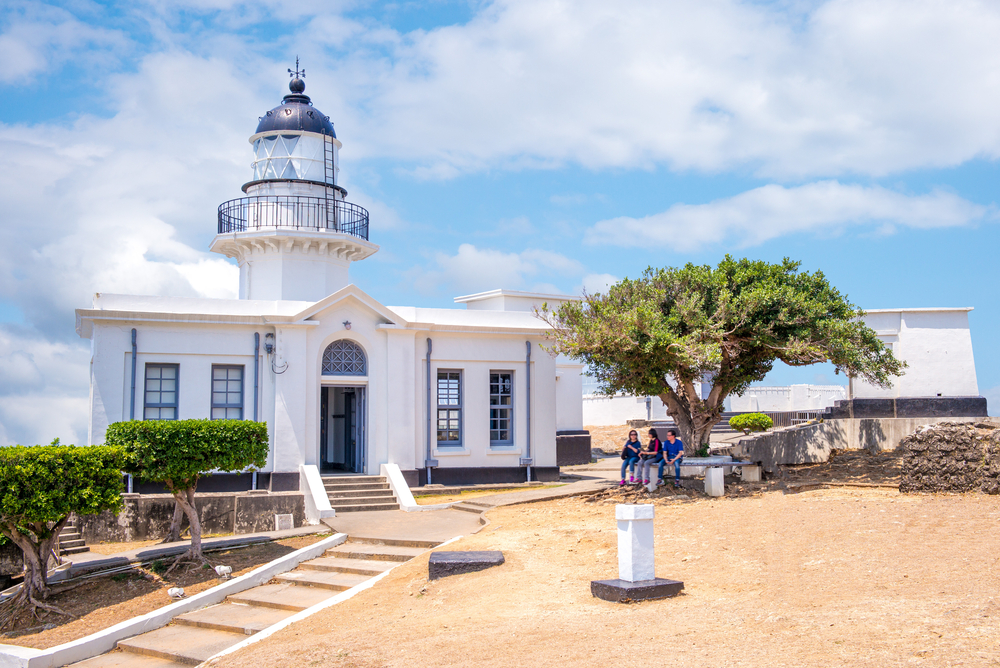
[209,489,1000,668]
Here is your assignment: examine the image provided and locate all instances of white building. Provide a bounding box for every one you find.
[852,308,979,399]
[76,75,584,490]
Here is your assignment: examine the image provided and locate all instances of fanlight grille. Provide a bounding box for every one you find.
[322,340,366,376]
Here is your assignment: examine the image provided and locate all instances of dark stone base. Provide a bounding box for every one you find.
[557,431,592,466]
[429,551,505,579]
[407,466,561,486]
[825,397,987,420]
[591,578,685,603]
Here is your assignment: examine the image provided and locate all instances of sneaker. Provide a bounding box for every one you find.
[629,476,635,483]
[657,479,665,486]
[620,480,626,486]
[643,479,650,485]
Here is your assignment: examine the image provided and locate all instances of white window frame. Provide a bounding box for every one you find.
[436,369,463,447]
[211,365,244,420]
[489,370,514,446]
[144,363,179,421]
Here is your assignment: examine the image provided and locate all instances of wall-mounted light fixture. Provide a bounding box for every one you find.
[343,320,352,330]
[264,332,275,354]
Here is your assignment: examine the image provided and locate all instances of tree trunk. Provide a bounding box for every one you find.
[168,483,204,565]
[162,500,184,544]
[0,518,72,627]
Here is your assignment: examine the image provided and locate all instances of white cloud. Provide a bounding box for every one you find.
[584,181,994,251]
[0,327,90,445]
[0,3,127,83]
[580,273,618,295]
[307,0,1000,179]
[411,243,584,296]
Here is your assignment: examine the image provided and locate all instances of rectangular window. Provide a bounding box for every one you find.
[144,363,178,420]
[211,365,244,420]
[490,371,514,445]
[437,370,462,446]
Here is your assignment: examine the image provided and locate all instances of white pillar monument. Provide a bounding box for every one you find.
[591,504,685,603]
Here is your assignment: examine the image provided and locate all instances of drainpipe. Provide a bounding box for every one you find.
[252,332,260,491]
[128,328,137,495]
[525,341,532,483]
[425,338,436,485]
[129,328,137,420]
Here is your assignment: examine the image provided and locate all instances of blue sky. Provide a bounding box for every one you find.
[1,0,998,445]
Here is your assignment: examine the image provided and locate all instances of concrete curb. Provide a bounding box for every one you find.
[199,535,464,666]
[0,533,348,668]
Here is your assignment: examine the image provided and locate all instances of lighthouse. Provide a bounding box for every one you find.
[210,65,378,302]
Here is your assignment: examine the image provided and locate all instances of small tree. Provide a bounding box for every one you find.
[541,257,906,449]
[0,442,124,623]
[105,419,268,565]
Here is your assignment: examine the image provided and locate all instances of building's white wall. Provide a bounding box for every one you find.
[241,247,351,302]
[555,363,584,431]
[854,309,979,398]
[88,321,272,463]
[421,334,556,469]
[583,394,670,426]
[729,385,847,412]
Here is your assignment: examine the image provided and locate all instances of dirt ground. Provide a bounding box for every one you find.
[587,424,633,454]
[2,534,326,648]
[211,461,1000,668]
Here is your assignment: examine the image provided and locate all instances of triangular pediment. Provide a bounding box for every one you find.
[281,284,406,326]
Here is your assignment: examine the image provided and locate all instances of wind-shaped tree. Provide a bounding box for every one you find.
[0,442,124,625]
[541,257,906,449]
[106,419,268,566]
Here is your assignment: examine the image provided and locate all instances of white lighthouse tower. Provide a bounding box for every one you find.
[210,64,377,301]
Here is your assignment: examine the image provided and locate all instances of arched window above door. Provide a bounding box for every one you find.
[322,339,367,376]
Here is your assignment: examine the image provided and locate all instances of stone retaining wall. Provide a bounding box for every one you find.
[730,416,981,473]
[899,420,1000,494]
[78,491,306,543]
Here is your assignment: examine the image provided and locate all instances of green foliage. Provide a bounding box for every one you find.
[0,444,125,541]
[151,559,167,574]
[105,419,268,491]
[541,256,906,445]
[729,413,774,433]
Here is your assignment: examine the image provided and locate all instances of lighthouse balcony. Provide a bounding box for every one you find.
[218,195,369,241]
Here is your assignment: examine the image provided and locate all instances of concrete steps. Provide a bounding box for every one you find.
[325,543,426,562]
[59,519,90,556]
[67,536,440,668]
[69,653,190,668]
[173,603,294,634]
[323,476,399,512]
[274,569,371,591]
[118,625,246,665]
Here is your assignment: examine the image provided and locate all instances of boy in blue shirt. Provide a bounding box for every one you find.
[658,429,685,487]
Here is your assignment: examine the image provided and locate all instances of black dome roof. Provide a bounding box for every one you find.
[255,77,335,137]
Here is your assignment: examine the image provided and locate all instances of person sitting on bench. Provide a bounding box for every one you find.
[637,428,663,485]
[658,428,685,488]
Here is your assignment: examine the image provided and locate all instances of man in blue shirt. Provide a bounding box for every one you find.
[658,429,685,487]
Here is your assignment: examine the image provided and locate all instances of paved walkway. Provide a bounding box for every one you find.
[321,508,483,544]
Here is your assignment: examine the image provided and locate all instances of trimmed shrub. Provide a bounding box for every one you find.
[729,413,774,434]
[0,443,124,618]
[106,419,268,563]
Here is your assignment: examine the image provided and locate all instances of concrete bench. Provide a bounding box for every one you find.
[676,456,759,496]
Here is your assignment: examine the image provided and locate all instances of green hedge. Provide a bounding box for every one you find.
[0,444,125,532]
[106,419,268,491]
[728,412,774,433]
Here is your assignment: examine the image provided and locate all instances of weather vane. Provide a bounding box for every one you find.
[288,57,305,79]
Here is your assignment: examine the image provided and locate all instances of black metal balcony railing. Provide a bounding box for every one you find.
[217,195,369,241]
